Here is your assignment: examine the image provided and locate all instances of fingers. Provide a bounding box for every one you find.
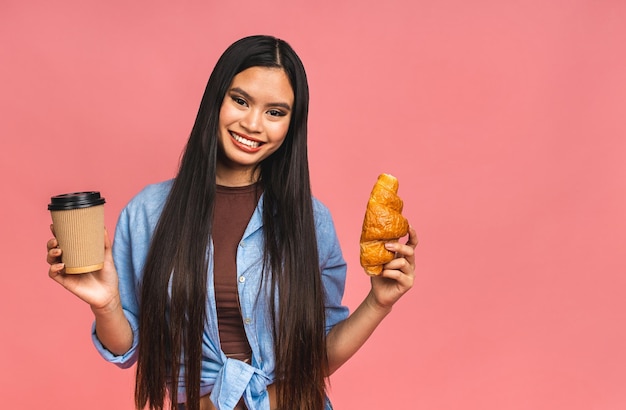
[381,224,418,279]
[382,255,414,279]
[384,224,418,261]
[47,224,64,277]
[46,236,58,251]
[46,236,62,263]
[47,240,65,280]
[384,240,415,262]
[369,226,418,308]
[406,225,418,248]
[49,262,66,280]
[377,259,414,295]
[46,246,62,264]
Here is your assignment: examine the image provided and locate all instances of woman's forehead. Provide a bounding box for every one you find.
[229,67,294,106]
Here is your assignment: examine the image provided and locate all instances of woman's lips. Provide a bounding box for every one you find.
[230,131,263,151]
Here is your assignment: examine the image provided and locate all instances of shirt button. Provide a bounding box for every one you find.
[240,240,245,247]
[244,318,252,325]
[239,276,245,283]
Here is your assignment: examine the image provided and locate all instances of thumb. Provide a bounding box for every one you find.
[104,227,113,257]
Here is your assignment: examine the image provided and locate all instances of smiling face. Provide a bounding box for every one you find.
[216,66,294,186]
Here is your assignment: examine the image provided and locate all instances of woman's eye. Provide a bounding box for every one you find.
[232,96,247,106]
[267,109,285,117]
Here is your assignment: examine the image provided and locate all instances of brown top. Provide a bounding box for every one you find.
[212,183,261,362]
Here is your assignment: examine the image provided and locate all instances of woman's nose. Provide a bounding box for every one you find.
[241,109,262,133]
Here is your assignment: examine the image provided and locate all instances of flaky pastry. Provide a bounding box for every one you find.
[359,174,409,276]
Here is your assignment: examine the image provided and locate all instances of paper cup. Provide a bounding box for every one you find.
[48,192,106,274]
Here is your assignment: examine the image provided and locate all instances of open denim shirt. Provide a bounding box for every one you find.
[91,180,349,410]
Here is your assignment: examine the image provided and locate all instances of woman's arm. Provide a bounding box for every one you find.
[47,227,133,355]
[91,295,133,356]
[326,226,418,375]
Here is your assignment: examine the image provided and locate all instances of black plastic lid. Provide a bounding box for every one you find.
[48,191,106,211]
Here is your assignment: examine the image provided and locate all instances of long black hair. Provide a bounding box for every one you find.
[135,35,327,410]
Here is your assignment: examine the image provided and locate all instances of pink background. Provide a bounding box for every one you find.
[2,1,625,409]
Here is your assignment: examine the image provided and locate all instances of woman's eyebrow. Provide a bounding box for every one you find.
[230,87,292,111]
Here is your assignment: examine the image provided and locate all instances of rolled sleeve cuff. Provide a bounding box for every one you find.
[91,308,140,369]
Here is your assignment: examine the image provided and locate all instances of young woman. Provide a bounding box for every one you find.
[46,35,418,410]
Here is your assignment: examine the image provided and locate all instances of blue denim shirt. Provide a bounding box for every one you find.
[91,180,349,409]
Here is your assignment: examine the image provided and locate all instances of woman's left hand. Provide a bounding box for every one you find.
[326,224,418,374]
[369,225,418,310]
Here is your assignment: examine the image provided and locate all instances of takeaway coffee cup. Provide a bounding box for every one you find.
[48,191,106,274]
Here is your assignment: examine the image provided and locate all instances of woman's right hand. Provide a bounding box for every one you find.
[46,225,120,311]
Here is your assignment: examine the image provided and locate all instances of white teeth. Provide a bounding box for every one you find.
[231,132,260,148]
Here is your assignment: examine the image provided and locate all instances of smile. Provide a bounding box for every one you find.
[230,132,262,149]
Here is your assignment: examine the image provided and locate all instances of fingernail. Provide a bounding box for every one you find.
[384,242,394,250]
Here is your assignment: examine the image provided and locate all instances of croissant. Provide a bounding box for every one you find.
[359,174,409,276]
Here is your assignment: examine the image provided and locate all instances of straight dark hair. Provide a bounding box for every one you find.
[135,35,327,410]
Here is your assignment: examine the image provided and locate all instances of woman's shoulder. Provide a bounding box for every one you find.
[311,196,338,236]
[311,196,346,263]
[311,196,332,219]
[123,179,174,216]
[133,179,174,200]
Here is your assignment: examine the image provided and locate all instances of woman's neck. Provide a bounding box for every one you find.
[215,167,260,187]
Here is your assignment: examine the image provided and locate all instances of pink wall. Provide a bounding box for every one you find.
[2,1,625,409]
